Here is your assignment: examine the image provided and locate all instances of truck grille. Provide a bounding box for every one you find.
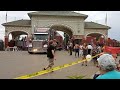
[32,41,43,47]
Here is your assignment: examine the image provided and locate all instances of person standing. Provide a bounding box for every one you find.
[87,44,93,55]
[79,44,83,57]
[67,41,70,53]
[44,40,56,71]
[74,43,80,57]
[92,50,98,67]
[82,43,88,66]
[69,42,73,55]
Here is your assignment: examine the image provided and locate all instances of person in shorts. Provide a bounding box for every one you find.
[82,43,88,66]
[74,43,80,58]
[44,40,56,71]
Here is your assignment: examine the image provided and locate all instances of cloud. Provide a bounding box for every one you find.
[0,11,34,40]
[75,11,120,41]
[0,11,120,41]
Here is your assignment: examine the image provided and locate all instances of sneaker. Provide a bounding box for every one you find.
[49,70,54,73]
[43,68,46,70]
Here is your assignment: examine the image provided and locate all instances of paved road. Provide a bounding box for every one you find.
[0,51,99,79]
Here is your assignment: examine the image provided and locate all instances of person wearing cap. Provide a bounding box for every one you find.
[96,54,120,79]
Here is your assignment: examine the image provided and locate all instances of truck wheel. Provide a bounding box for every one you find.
[44,52,47,54]
[28,52,33,54]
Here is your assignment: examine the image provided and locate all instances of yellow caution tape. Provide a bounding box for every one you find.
[14,54,100,79]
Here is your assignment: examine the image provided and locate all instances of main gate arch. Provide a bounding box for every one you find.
[2,11,111,49]
[50,24,73,38]
[8,31,28,40]
[86,33,106,41]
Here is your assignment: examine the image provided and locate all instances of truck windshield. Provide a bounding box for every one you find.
[33,34,48,40]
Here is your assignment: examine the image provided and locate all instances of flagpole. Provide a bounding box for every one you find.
[105,12,108,46]
[105,12,107,26]
[6,11,7,23]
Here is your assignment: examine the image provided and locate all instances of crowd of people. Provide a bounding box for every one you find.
[67,41,120,79]
[66,41,103,66]
[44,39,120,79]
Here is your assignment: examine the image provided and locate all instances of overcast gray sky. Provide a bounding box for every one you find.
[0,11,119,41]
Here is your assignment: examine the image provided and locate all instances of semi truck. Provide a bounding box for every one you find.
[28,28,49,54]
[28,27,64,54]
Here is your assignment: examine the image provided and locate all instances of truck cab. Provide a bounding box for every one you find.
[28,28,49,54]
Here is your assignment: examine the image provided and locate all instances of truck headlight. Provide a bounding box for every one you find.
[43,44,48,48]
[33,49,37,52]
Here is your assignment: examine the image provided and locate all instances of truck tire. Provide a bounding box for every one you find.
[28,52,33,54]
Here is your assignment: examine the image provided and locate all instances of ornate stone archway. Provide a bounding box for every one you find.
[86,33,106,40]
[2,11,111,48]
[50,24,73,38]
[8,31,28,40]
[3,26,31,48]
[85,29,108,40]
[5,26,31,37]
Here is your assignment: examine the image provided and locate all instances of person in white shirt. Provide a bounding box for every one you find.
[87,44,93,55]
[69,42,73,55]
